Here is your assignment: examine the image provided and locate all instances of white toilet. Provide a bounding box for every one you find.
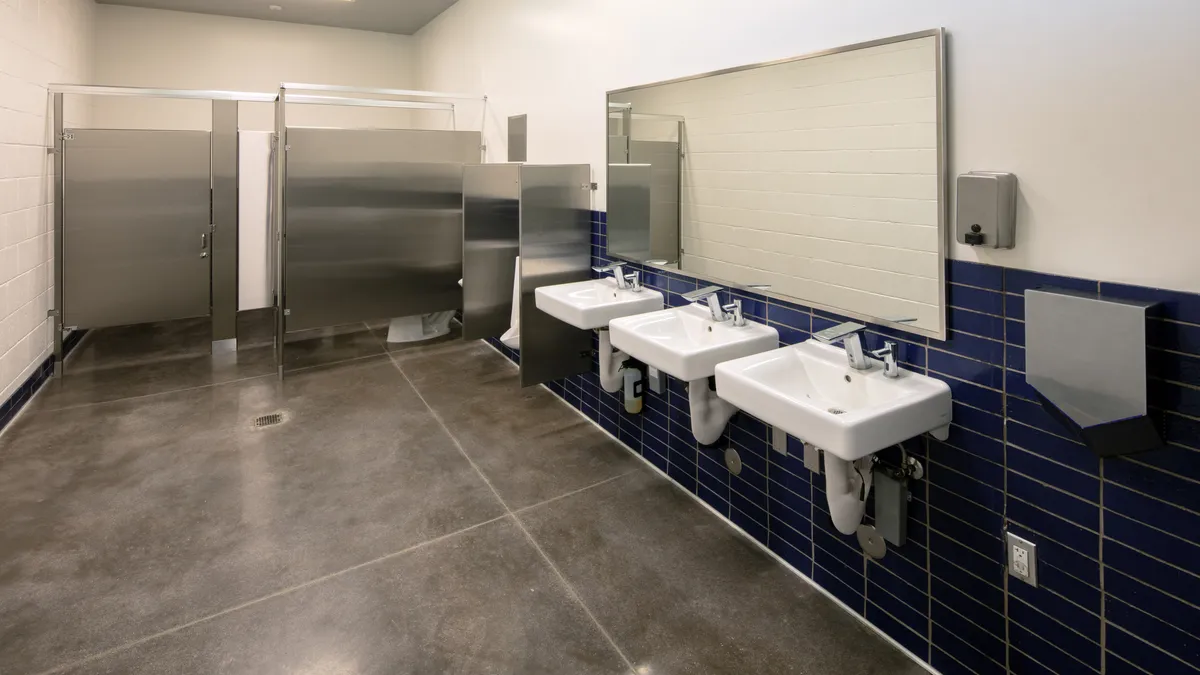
[386,311,456,343]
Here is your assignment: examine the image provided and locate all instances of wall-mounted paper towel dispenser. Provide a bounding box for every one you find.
[1025,288,1162,457]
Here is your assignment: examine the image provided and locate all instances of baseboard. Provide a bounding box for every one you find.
[0,329,88,435]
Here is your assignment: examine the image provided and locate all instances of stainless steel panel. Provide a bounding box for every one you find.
[507,115,527,162]
[462,164,520,340]
[519,164,592,387]
[607,163,652,260]
[631,140,681,262]
[52,93,64,376]
[283,127,481,332]
[63,129,212,329]
[211,100,239,343]
[607,134,628,163]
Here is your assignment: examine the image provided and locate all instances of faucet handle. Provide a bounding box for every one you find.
[623,271,641,291]
[869,340,896,358]
[722,299,746,326]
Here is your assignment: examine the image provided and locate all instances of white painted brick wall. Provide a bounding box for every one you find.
[618,36,942,329]
[0,0,94,401]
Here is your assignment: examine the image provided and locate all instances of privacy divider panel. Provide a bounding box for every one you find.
[63,129,213,329]
[490,209,1200,675]
[462,164,520,340]
[517,164,593,388]
[283,127,481,331]
[210,100,239,344]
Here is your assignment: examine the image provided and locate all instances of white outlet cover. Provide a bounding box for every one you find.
[1007,531,1038,587]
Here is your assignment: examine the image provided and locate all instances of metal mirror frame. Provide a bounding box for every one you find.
[604,28,948,340]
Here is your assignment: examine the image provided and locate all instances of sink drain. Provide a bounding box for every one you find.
[827,408,847,415]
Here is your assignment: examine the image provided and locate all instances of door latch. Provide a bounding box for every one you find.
[200,233,208,258]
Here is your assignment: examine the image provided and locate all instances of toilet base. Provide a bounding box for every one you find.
[387,311,455,343]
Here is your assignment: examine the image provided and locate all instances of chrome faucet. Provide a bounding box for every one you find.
[871,341,901,378]
[813,321,870,370]
[682,285,746,326]
[592,263,641,291]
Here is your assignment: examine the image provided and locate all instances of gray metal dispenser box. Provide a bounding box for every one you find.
[956,171,1017,248]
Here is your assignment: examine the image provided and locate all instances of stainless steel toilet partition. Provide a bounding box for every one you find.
[462,164,521,341]
[273,83,488,376]
[51,85,271,375]
[281,127,481,331]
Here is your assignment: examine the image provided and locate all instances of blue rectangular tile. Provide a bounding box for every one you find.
[931,601,1006,666]
[863,331,926,368]
[1151,379,1200,418]
[1163,412,1200,450]
[932,641,1005,675]
[1105,539,1200,608]
[769,530,812,577]
[1007,497,1099,558]
[1106,512,1199,576]
[731,503,769,545]
[932,577,1004,639]
[1005,292,1025,320]
[1107,625,1200,675]
[1005,369,1041,402]
[1006,396,1079,443]
[731,290,767,320]
[939,423,1005,464]
[1006,419,1096,474]
[928,350,1004,389]
[667,460,697,493]
[1107,568,1200,644]
[1106,455,1200,512]
[1149,349,1200,388]
[1006,318,1026,345]
[814,562,865,613]
[1007,445,1100,502]
[1009,621,1100,674]
[1009,578,1101,645]
[766,302,810,331]
[867,601,929,660]
[952,402,1004,440]
[867,563,928,617]
[1104,482,1200,547]
[666,274,697,295]
[1007,344,1026,371]
[697,482,729,515]
[929,506,1004,562]
[1108,596,1200,668]
[1005,268,1098,296]
[947,284,1004,315]
[930,551,1004,610]
[929,485,1004,534]
[1100,282,1200,325]
[928,440,1004,488]
[1007,472,1099,530]
[946,259,1003,291]
[948,307,1005,340]
[930,331,1004,366]
[1148,319,1200,356]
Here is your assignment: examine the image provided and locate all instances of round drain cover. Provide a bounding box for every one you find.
[724,447,742,476]
[857,524,887,560]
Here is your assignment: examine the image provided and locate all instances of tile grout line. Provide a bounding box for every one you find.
[29,514,511,675]
[381,350,637,673]
[512,469,642,516]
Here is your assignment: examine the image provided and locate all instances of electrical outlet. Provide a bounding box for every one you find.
[1006,531,1038,586]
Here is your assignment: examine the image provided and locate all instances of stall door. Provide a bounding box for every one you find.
[63,129,212,329]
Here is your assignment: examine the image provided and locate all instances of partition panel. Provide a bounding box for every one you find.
[462,164,520,340]
[282,127,481,331]
[518,164,593,387]
[63,129,212,329]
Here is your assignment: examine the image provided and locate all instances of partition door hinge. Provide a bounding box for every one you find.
[59,132,74,141]
[584,182,598,191]
[283,309,291,316]
[47,309,59,318]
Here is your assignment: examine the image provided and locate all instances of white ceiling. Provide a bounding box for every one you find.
[96,0,459,35]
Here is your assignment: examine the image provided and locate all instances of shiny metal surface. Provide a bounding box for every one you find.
[461,164,520,340]
[518,164,593,387]
[48,83,275,101]
[284,94,454,111]
[63,129,212,329]
[52,93,64,376]
[507,114,527,162]
[606,163,652,261]
[813,321,870,370]
[280,83,484,100]
[630,140,681,263]
[211,100,239,344]
[283,127,481,332]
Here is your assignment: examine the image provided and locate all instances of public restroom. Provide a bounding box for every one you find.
[1,2,1197,673]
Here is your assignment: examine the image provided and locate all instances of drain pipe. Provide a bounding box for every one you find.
[597,329,629,393]
[688,378,737,445]
[825,455,874,535]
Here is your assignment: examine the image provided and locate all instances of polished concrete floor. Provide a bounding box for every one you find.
[0,317,927,675]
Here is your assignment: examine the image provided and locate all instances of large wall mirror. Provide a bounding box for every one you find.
[606,29,947,338]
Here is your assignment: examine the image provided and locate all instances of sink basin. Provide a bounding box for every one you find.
[609,304,779,381]
[535,278,664,330]
[715,340,951,460]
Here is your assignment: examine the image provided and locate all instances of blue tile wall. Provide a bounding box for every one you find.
[0,328,87,433]
[489,212,1200,675]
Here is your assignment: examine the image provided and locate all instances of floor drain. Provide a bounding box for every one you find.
[254,412,286,428]
[827,408,846,415]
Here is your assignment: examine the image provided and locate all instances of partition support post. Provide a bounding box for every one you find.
[273,87,286,379]
[52,93,65,377]
[211,99,239,353]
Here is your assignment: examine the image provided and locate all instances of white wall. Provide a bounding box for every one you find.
[415,0,1200,293]
[92,5,431,131]
[0,0,94,402]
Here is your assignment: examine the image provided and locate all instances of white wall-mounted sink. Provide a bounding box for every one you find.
[609,304,778,381]
[535,278,664,330]
[715,338,951,536]
[714,340,951,461]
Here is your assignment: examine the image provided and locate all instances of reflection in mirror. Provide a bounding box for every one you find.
[605,30,946,338]
[607,107,682,264]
